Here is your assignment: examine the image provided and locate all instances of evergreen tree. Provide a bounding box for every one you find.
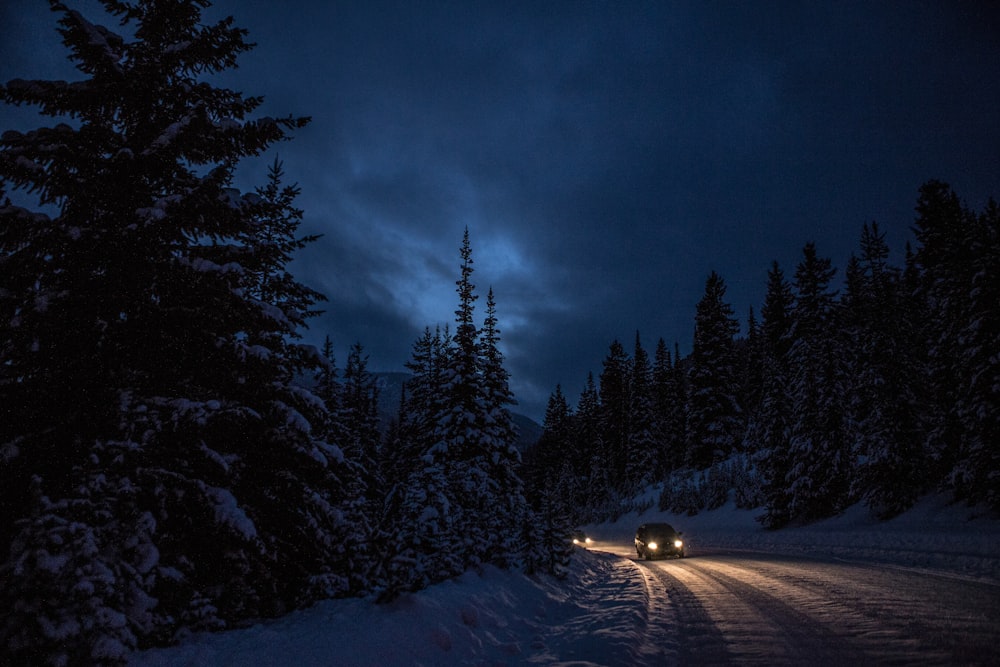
[739,307,766,431]
[435,227,490,567]
[382,232,526,594]
[955,199,1000,509]
[341,342,381,470]
[340,342,382,570]
[846,223,927,518]
[750,262,796,527]
[574,372,608,519]
[685,271,741,469]
[784,243,852,522]
[652,338,684,476]
[380,328,455,598]
[598,340,631,494]
[760,260,795,358]
[914,187,1000,509]
[911,181,971,483]
[477,286,527,568]
[522,386,574,575]
[542,385,572,447]
[626,332,657,491]
[525,385,572,494]
[0,1,356,661]
[313,335,343,444]
[244,158,322,315]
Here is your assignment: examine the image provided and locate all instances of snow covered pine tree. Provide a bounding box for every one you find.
[0,2,360,663]
[379,231,527,598]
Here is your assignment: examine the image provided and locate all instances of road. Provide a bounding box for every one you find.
[593,541,1000,666]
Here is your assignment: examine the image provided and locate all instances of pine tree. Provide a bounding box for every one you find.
[382,232,526,593]
[751,262,797,525]
[686,271,741,469]
[956,199,1000,509]
[760,260,795,358]
[479,287,519,462]
[477,286,527,568]
[574,372,608,518]
[783,243,852,523]
[626,332,657,491]
[341,342,381,470]
[652,338,684,476]
[522,386,575,575]
[598,340,632,494]
[911,181,971,483]
[846,223,927,518]
[435,227,490,567]
[313,335,343,444]
[0,2,354,660]
[914,186,1000,509]
[380,328,456,598]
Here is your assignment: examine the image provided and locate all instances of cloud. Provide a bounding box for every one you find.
[3,0,998,422]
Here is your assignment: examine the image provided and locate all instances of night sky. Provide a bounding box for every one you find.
[2,1,999,422]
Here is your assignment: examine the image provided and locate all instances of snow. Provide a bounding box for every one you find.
[14,155,44,175]
[145,114,194,152]
[205,486,257,540]
[130,493,999,666]
[133,551,647,667]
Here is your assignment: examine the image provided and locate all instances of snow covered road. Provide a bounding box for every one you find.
[598,543,1000,665]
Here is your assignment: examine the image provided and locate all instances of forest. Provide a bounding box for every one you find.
[0,3,544,664]
[1,1,998,665]
[529,188,1000,530]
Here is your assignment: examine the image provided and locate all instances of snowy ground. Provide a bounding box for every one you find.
[131,493,999,666]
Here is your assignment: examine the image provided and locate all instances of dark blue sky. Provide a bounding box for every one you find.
[2,1,999,422]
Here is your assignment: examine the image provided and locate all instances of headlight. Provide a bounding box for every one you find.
[648,541,658,551]
[674,540,683,549]
[585,537,593,545]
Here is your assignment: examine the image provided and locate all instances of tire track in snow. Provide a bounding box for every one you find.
[651,557,878,666]
[635,559,730,665]
[694,554,997,664]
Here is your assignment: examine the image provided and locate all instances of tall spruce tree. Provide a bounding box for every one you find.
[341,341,382,569]
[381,327,456,598]
[382,232,526,594]
[955,199,1000,509]
[0,1,358,662]
[912,182,1000,508]
[574,372,608,518]
[313,335,343,444]
[652,338,684,477]
[752,262,796,527]
[522,386,574,575]
[477,286,526,568]
[626,332,657,491]
[437,227,490,567]
[784,243,852,522]
[739,307,765,434]
[685,271,741,469]
[846,223,927,518]
[911,181,971,484]
[598,340,631,494]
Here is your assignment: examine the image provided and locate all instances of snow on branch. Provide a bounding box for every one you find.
[62,9,125,74]
[176,255,245,275]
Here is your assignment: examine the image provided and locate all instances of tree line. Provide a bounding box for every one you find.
[530,183,999,530]
[0,3,547,664]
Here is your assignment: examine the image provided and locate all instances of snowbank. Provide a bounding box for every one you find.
[132,550,648,666]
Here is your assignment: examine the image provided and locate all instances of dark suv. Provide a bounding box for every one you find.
[634,522,684,560]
